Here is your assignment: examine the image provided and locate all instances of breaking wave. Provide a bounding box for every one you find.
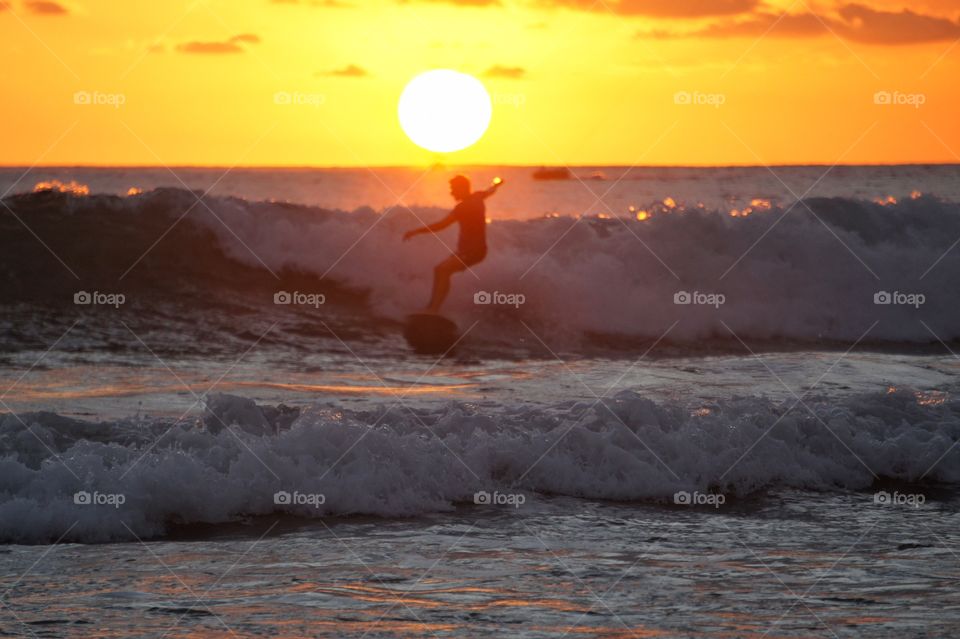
[3,187,960,348]
[0,388,958,543]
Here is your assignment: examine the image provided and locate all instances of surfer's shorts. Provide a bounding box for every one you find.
[451,246,487,271]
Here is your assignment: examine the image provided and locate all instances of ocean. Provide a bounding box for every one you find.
[1,164,959,637]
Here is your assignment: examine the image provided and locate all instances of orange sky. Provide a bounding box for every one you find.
[1,0,958,166]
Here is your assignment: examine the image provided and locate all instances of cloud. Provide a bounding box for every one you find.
[25,0,68,15]
[230,33,261,44]
[484,65,526,78]
[643,3,960,45]
[545,0,758,18]
[177,33,261,54]
[837,3,960,44]
[319,64,368,77]
[652,11,828,39]
[178,42,245,54]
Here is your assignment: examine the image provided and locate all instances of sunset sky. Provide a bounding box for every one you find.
[2,0,959,166]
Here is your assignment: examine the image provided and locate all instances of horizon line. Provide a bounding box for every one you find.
[1,161,959,170]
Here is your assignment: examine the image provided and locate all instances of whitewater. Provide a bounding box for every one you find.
[3,174,960,348]
[3,385,960,544]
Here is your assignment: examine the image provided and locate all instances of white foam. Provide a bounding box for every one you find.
[0,389,957,543]
[186,193,960,344]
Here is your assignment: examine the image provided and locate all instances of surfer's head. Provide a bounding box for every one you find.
[449,175,471,201]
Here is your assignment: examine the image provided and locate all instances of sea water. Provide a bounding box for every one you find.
[1,165,959,637]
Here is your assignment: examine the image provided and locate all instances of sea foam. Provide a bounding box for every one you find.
[0,388,957,543]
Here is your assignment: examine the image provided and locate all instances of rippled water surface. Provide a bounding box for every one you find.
[4,494,960,638]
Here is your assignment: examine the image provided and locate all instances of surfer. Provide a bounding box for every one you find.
[403,175,503,313]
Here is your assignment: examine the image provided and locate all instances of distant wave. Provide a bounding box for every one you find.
[3,187,960,348]
[0,388,957,543]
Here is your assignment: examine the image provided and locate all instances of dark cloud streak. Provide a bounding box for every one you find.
[319,64,369,77]
[177,34,261,54]
[485,65,526,78]
[25,0,69,15]
[640,3,960,45]
[838,3,960,45]
[542,0,757,18]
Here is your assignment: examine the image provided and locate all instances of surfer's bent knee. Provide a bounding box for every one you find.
[451,248,487,271]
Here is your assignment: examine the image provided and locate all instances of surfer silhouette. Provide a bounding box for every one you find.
[403,175,502,314]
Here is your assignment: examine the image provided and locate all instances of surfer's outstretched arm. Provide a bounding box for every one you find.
[403,212,456,241]
[479,179,504,200]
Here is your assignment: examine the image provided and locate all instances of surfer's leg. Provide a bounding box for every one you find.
[426,255,463,313]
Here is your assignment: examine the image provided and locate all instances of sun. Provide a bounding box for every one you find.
[398,70,492,154]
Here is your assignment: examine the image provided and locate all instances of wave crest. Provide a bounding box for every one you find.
[0,388,957,543]
[3,188,959,347]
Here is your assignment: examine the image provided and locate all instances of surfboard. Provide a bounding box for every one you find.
[404,313,459,355]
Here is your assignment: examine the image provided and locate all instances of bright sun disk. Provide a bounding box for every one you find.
[398,69,492,153]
